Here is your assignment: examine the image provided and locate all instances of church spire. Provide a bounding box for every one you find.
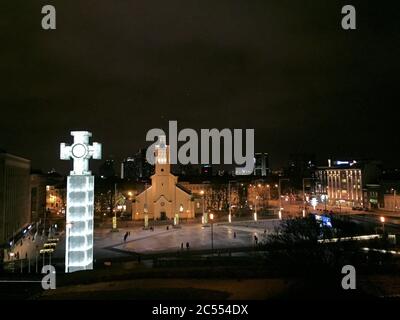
[154,135,170,175]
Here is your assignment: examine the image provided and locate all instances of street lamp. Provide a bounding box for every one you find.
[228,180,236,223]
[144,182,149,229]
[302,178,314,218]
[266,184,270,209]
[380,216,385,233]
[175,205,182,226]
[391,188,397,212]
[200,190,208,224]
[278,179,289,220]
[144,204,148,229]
[254,196,258,221]
[210,213,214,252]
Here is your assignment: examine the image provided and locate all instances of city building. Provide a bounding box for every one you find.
[254,152,269,176]
[120,157,136,180]
[383,193,399,212]
[379,168,400,211]
[30,171,47,223]
[0,151,31,243]
[285,153,316,190]
[132,136,194,221]
[45,185,64,215]
[99,159,116,178]
[133,148,154,179]
[315,160,382,208]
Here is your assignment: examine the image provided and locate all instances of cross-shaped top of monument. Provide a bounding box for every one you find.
[60,131,102,175]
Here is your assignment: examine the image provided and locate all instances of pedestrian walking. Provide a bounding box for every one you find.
[123,232,128,242]
[233,232,236,239]
[254,235,258,245]
[186,242,189,250]
[181,242,184,250]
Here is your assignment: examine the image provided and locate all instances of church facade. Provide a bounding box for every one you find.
[132,136,195,221]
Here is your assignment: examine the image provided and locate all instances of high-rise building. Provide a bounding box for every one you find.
[99,159,116,178]
[0,151,31,243]
[121,157,136,180]
[133,148,154,179]
[253,152,269,176]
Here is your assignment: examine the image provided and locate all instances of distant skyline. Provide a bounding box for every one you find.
[1,1,399,173]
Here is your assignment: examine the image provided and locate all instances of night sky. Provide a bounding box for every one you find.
[1,0,399,173]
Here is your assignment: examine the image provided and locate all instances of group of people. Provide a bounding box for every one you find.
[180,242,190,250]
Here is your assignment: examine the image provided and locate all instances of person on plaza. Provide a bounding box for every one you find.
[181,242,184,250]
[186,242,190,250]
[254,235,258,245]
[123,232,128,242]
[233,232,236,239]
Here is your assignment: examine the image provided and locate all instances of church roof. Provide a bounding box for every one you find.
[176,183,191,195]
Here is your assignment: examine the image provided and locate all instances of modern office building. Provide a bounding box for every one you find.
[315,159,381,208]
[121,157,136,180]
[254,152,269,176]
[0,151,31,243]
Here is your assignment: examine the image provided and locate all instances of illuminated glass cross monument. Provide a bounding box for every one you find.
[60,131,101,273]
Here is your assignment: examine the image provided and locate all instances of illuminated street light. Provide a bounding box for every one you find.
[228,181,235,224]
[278,178,289,220]
[254,195,258,221]
[380,216,385,233]
[200,190,208,225]
[311,198,318,210]
[210,213,214,252]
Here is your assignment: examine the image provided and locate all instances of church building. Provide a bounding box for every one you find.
[132,136,195,222]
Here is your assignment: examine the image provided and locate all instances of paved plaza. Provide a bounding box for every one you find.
[53,219,282,260]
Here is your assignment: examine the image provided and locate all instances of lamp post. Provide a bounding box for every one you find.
[279,179,289,220]
[254,196,258,221]
[228,180,236,223]
[200,190,208,224]
[210,213,214,252]
[144,182,148,229]
[175,205,183,226]
[391,188,397,212]
[302,178,314,218]
[380,216,385,234]
[144,205,148,229]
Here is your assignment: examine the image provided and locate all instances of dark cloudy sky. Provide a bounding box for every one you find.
[1,0,399,173]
